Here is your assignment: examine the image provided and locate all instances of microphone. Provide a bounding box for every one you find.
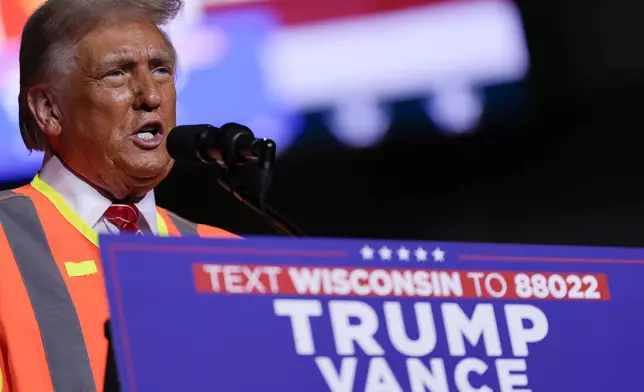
[167,123,261,168]
[166,123,304,237]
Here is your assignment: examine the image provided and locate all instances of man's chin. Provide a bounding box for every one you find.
[122,158,174,182]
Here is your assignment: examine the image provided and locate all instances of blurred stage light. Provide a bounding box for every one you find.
[326,100,390,148]
[426,86,484,134]
[259,0,529,137]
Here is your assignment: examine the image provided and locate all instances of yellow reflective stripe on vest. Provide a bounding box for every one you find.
[0,190,96,391]
[31,174,171,245]
[157,210,169,236]
[30,174,99,246]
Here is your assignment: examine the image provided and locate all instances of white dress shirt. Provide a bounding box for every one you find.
[39,156,159,234]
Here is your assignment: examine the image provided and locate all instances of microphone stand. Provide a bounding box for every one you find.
[217,137,305,238]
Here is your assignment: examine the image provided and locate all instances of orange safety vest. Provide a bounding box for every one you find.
[0,175,238,392]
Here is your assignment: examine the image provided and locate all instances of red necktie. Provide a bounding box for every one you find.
[104,204,143,235]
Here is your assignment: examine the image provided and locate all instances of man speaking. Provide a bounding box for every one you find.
[0,0,236,390]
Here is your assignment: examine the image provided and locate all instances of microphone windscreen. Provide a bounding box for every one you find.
[166,124,218,164]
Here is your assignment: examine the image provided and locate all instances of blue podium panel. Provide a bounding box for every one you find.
[99,235,643,392]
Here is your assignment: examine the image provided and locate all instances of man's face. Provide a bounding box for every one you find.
[52,18,177,199]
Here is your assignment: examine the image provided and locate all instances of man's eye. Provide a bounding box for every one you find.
[154,67,171,75]
[106,70,125,78]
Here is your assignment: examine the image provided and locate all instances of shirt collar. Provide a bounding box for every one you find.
[38,155,158,232]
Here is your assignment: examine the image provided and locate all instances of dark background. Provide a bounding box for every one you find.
[4,0,644,247]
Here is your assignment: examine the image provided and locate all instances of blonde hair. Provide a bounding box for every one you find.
[18,0,183,151]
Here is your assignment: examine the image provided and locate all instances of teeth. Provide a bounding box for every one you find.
[136,132,155,141]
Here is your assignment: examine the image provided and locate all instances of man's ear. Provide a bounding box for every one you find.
[26,86,62,138]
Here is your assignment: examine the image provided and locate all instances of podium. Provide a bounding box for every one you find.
[100,234,644,391]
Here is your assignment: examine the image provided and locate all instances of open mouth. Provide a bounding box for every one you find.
[134,123,163,140]
[129,121,165,149]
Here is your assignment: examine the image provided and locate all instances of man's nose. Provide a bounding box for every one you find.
[132,72,162,111]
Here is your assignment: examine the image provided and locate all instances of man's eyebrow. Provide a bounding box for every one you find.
[149,51,176,65]
[96,51,176,70]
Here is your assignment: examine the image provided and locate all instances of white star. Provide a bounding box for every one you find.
[397,246,410,261]
[432,247,446,262]
[415,247,428,262]
[379,246,393,261]
[360,245,375,260]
